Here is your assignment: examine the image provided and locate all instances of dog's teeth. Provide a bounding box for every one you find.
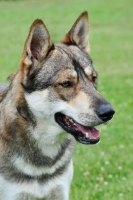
[69,118,74,123]
[86,132,89,138]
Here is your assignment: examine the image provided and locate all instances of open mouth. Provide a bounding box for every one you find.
[55,113,100,145]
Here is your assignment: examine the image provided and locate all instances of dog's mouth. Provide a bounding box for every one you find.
[55,113,100,145]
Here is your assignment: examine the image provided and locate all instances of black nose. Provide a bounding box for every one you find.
[97,104,115,122]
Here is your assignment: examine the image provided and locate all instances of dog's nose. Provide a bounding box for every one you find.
[97,104,115,122]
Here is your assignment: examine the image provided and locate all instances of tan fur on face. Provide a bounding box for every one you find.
[70,91,91,111]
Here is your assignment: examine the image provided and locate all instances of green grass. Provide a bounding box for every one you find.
[0,0,133,199]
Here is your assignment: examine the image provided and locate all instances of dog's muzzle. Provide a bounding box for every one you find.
[54,104,115,145]
[55,113,100,145]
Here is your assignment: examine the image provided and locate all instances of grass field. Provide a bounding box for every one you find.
[0,0,133,199]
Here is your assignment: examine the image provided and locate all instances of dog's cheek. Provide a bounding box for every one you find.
[24,90,51,119]
[53,86,78,102]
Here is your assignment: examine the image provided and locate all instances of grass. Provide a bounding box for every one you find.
[0,0,133,199]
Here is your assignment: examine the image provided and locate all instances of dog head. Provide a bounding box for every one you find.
[20,12,115,145]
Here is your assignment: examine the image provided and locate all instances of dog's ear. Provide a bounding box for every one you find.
[20,19,54,77]
[62,11,90,54]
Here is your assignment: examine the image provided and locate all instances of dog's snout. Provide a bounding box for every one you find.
[97,104,115,122]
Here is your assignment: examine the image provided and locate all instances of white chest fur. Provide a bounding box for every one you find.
[0,160,73,200]
[0,119,75,200]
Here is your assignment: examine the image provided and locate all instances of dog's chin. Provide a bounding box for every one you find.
[55,113,100,145]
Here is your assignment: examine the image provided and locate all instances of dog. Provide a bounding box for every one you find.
[0,84,8,93]
[0,11,115,200]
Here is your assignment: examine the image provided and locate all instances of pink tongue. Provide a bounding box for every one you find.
[76,123,100,139]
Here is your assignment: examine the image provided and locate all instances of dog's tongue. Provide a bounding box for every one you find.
[76,123,100,139]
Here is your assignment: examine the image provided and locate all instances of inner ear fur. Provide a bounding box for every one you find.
[62,11,90,54]
[20,19,54,77]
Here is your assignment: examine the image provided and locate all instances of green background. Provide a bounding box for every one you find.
[0,0,133,199]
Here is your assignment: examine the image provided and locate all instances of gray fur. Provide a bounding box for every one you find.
[0,84,8,93]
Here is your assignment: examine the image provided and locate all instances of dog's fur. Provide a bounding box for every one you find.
[0,12,114,200]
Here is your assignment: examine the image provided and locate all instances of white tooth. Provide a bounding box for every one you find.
[69,118,73,123]
[86,132,89,138]
[73,123,76,125]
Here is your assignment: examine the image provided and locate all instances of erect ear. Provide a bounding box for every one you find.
[62,11,90,54]
[20,19,54,77]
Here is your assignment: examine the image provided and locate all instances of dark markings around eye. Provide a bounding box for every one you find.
[59,81,73,88]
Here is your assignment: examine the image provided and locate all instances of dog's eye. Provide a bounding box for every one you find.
[59,81,73,88]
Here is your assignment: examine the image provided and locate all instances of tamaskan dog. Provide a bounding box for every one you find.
[0,11,115,200]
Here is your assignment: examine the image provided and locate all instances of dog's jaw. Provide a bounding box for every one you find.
[55,113,100,145]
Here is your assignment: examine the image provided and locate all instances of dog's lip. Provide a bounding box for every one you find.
[55,112,100,145]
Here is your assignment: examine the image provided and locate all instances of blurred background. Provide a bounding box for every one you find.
[0,0,133,199]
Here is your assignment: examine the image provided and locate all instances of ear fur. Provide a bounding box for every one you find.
[20,19,54,78]
[62,11,90,54]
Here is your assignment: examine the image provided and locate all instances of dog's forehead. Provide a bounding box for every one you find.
[55,44,94,75]
[39,48,77,80]
[39,45,95,81]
